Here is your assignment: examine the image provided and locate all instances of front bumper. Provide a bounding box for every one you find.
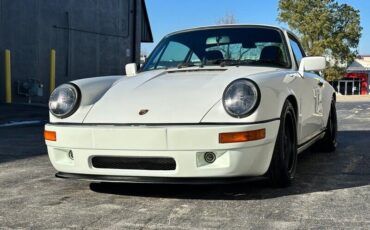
[45,120,279,179]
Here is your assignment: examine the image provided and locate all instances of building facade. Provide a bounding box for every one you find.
[331,55,370,95]
[0,0,152,103]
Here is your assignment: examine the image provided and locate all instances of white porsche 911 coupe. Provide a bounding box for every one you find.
[45,25,337,187]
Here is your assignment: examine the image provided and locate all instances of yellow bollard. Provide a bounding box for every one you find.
[50,49,56,94]
[5,49,11,103]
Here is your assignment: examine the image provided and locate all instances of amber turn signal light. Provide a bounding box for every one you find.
[219,128,265,143]
[44,130,57,141]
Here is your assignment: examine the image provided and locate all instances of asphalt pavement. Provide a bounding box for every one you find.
[0,100,369,229]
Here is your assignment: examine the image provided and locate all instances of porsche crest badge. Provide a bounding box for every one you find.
[139,109,149,115]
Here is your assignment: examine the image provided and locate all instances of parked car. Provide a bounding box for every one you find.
[45,25,337,187]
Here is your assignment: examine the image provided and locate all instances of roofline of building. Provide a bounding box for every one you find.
[347,68,370,72]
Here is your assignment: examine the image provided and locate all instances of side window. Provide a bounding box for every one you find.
[157,41,190,68]
[289,37,305,67]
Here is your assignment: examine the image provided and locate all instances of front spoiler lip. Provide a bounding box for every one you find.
[56,172,265,185]
[48,118,280,127]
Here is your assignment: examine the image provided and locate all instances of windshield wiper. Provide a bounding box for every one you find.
[177,62,205,69]
[249,60,287,68]
[221,59,244,67]
[213,59,287,68]
[177,62,194,69]
[205,59,237,67]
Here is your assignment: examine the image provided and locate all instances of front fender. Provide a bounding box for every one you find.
[49,75,123,123]
[201,73,297,123]
[321,81,336,126]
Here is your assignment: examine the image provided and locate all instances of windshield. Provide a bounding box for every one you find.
[142,27,291,71]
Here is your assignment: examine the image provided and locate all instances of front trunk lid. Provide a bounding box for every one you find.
[82,67,275,124]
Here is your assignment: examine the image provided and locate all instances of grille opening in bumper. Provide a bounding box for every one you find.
[91,157,176,171]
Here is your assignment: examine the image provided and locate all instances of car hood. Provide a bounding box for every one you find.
[83,66,278,124]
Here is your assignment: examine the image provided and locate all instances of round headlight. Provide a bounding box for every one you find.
[49,84,80,118]
[222,79,260,118]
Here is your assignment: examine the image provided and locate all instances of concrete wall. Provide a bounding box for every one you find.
[0,0,142,103]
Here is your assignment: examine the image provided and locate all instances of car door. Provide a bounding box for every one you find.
[289,36,324,144]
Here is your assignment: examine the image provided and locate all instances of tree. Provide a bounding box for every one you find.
[217,12,238,25]
[215,12,239,59]
[278,0,362,81]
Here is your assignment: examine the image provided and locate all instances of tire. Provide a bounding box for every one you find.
[268,100,298,188]
[315,99,337,152]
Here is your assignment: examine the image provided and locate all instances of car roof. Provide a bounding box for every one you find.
[165,24,301,46]
[166,24,291,36]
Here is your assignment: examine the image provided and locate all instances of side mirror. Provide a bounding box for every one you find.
[298,57,326,76]
[125,63,137,77]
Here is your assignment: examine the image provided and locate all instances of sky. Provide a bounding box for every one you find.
[141,0,370,55]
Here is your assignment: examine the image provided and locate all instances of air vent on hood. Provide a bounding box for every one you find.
[167,68,227,74]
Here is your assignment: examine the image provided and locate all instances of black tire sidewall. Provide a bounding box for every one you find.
[268,101,298,187]
[322,100,337,151]
[329,100,338,147]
